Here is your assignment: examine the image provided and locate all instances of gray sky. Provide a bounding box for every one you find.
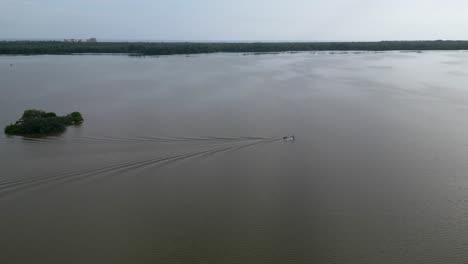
[2,0,468,41]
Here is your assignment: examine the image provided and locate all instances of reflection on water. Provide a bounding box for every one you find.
[2,52,468,263]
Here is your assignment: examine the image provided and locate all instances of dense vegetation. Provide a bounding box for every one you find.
[1,41,468,56]
[4,109,84,136]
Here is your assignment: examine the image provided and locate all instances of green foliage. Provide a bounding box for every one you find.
[21,109,47,120]
[68,112,84,124]
[17,117,66,134]
[4,109,84,136]
[1,41,468,56]
[4,124,22,135]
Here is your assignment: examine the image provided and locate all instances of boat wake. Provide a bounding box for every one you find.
[0,138,280,199]
[2,135,274,145]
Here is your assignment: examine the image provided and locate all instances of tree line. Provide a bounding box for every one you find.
[1,41,468,55]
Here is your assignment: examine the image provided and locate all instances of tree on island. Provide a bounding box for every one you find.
[4,109,84,136]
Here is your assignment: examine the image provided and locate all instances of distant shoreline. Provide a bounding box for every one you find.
[1,41,468,56]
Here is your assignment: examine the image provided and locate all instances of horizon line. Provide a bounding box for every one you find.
[1,39,468,43]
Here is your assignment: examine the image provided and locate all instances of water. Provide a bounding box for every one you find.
[1,51,468,263]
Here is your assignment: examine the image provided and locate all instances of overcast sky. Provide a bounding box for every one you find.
[2,0,468,41]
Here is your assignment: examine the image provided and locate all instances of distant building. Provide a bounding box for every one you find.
[64,38,97,43]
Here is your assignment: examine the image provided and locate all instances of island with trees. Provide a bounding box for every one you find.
[1,40,468,56]
[4,109,84,136]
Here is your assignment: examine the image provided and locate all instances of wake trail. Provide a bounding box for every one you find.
[53,143,255,188]
[4,135,273,145]
[59,138,281,187]
[0,141,237,188]
[0,139,278,199]
[0,151,215,198]
[0,139,260,187]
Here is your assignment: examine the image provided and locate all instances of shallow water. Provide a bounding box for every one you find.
[2,51,468,263]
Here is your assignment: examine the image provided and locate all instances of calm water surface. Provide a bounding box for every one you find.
[2,52,468,263]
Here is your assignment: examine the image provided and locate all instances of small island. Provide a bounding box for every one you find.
[4,109,84,136]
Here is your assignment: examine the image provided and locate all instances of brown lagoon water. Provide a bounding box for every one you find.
[2,51,468,263]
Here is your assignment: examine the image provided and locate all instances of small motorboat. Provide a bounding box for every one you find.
[283,135,295,141]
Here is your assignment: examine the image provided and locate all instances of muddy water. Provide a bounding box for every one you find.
[2,52,468,263]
